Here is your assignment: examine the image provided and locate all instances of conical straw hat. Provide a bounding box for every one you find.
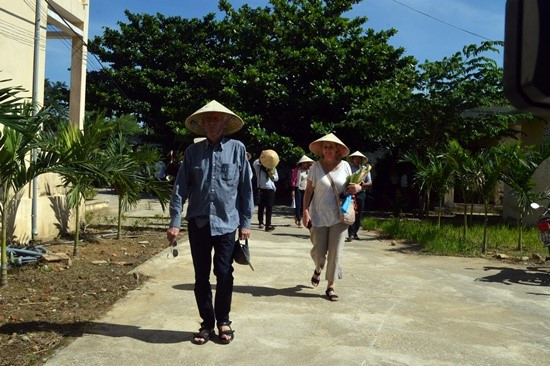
[296,155,314,165]
[259,149,279,169]
[185,100,244,136]
[309,133,350,157]
[347,151,368,163]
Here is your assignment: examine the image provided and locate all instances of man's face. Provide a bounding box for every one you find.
[202,112,229,139]
[352,156,362,166]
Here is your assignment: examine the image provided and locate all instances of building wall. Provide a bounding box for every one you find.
[0,0,46,99]
[0,0,89,243]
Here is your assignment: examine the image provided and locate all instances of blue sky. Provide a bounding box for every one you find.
[45,0,506,84]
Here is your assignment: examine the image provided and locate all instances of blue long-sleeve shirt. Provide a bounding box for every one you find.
[169,137,254,235]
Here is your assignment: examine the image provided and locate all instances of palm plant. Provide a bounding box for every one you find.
[497,142,550,251]
[38,115,115,256]
[0,84,59,286]
[475,147,507,253]
[103,131,171,239]
[445,140,479,240]
[402,150,454,228]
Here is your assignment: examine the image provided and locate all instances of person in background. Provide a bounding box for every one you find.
[302,133,361,302]
[167,100,253,345]
[346,151,372,241]
[291,155,314,227]
[166,150,180,183]
[154,159,167,181]
[253,150,279,231]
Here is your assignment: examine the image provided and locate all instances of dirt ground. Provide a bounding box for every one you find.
[0,227,168,366]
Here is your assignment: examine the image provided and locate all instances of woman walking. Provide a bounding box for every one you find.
[302,133,362,301]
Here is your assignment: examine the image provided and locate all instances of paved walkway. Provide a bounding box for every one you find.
[46,192,550,365]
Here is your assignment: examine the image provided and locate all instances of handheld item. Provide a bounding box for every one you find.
[234,239,254,271]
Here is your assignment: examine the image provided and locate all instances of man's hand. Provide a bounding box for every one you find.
[167,226,180,245]
[239,228,251,240]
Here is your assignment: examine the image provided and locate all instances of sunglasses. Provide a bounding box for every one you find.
[168,240,178,258]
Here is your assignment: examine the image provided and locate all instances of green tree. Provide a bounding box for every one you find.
[43,79,69,132]
[361,42,526,155]
[86,0,417,160]
[474,147,507,253]
[402,150,454,227]
[498,142,550,251]
[103,130,171,239]
[445,140,480,241]
[0,84,59,286]
[39,115,116,256]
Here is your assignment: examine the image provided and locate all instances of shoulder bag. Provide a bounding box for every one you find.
[322,165,355,226]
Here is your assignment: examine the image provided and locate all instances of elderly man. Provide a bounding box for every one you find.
[167,100,253,345]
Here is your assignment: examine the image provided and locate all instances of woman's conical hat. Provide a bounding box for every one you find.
[185,100,244,136]
[296,155,314,165]
[309,133,350,157]
[259,149,279,169]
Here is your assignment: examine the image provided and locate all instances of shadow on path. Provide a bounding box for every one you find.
[0,321,191,344]
[173,283,319,298]
[476,266,550,287]
[272,232,311,240]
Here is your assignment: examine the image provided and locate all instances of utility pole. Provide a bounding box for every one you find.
[31,0,42,241]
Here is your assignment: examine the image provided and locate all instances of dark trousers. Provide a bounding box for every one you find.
[294,188,305,221]
[258,188,275,226]
[188,218,236,329]
[348,191,367,238]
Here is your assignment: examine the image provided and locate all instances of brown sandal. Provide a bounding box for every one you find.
[325,287,339,301]
[192,327,215,345]
[218,321,234,344]
[311,270,321,287]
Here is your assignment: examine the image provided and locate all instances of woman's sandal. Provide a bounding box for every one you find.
[311,270,321,287]
[192,327,215,345]
[218,321,235,345]
[325,287,339,302]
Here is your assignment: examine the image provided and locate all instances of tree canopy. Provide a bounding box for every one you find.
[86,0,520,164]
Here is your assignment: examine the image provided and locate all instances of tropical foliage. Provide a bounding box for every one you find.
[37,115,116,256]
[102,129,171,239]
[497,142,550,250]
[0,84,60,286]
[86,1,523,165]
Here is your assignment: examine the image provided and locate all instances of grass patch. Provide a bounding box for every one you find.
[361,216,547,258]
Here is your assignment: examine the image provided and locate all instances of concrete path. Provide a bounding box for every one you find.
[46,193,550,365]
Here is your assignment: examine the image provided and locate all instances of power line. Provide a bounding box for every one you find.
[43,0,130,99]
[391,0,494,41]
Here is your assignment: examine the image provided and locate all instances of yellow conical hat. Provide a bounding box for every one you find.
[185,100,244,135]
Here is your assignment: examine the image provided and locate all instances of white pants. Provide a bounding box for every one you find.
[310,222,348,282]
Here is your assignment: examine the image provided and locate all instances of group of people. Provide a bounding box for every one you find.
[166,100,371,345]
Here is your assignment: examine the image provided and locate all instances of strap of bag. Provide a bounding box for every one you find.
[321,163,344,221]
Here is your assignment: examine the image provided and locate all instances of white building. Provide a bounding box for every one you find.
[0,0,89,242]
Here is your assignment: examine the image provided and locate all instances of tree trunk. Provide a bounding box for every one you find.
[117,195,123,240]
[437,197,443,228]
[425,192,431,218]
[482,200,489,254]
[73,201,80,257]
[463,191,468,241]
[517,211,523,251]
[1,195,8,287]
